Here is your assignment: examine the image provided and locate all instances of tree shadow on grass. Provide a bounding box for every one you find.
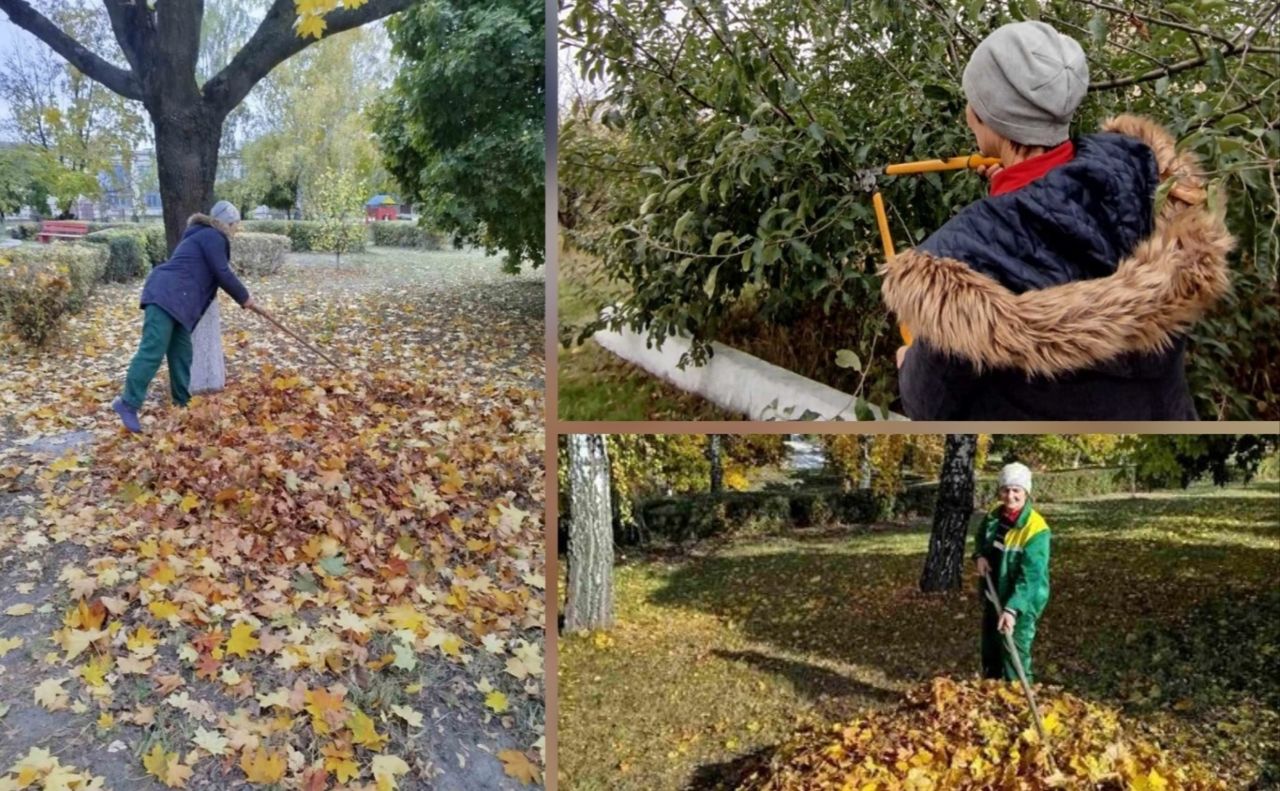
[712,649,900,708]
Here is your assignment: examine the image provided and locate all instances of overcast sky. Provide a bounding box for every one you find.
[0,18,32,136]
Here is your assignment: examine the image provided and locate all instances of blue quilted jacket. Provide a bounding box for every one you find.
[881,115,1232,420]
[139,214,250,333]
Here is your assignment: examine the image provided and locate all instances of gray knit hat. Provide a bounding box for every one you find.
[962,21,1088,147]
[210,200,241,226]
[998,462,1033,493]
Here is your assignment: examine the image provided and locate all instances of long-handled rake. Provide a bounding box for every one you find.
[248,303,345,371]
[982,571,1059,774]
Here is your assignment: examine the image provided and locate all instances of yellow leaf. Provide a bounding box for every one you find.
[498,750,539,785]
[485,690,509,714]
[97,712,115,730]
[390,704,423,728]
[80,655,113,688]
[322,742,359,783]
[148,600,180,620]
[127,625,158,651]
[5,603,35,615]
[371,754,410,791]
[178,492,200,513]
[348,707,389,750]
[192,727,229,757]
[34,678,69,711]
[142,743,177,785]
[239,747,286,784]
[0,636,23,656]
[226,622,260,658]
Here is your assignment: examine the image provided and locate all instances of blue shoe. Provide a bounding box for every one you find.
[112,397,141,433]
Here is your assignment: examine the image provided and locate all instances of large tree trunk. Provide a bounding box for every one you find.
[920,434,978,592]
[564,434,614,633]
[154,108,227,391]
[707,434,723,494]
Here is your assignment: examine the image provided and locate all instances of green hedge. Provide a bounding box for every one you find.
[897,466,1140,516]
[8,223,39,241]
[240,220,367,253]
[232,233,290,276]
[634,487,880,545]
[368,221,442,249]
[84,229,149,281]
[0,244,108,344]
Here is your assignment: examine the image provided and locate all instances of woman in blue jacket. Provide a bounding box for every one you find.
[111,201,254,432]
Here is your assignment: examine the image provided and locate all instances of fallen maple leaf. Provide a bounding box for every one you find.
[485,690,509,714]
[348,707,389,750]
[239,747,286,784]
[371,754,411,791]
[33,678,69,711]
[226,622,260,658]
[498,749,540,785]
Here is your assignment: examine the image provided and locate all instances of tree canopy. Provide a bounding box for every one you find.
[372,0,546,272]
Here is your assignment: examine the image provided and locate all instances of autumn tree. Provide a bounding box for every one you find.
[564,434,615,633]
[706,434,723,494]
[371,0,545,272]
[0,0,412,250]
[311,168,366,268]
[920,434,978,593]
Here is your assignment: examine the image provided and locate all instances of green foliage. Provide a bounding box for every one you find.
[897,466,1139,517]
[231,232,291,276]
[310,169,367,266]
[368,221,444,249]
[636,487,879,545]
[373,0,545,273]
[238,220,366,254]
[9,223,40,241]
[83,228,149,282]
[988,435,1126,470]
[0,243,107,345]
[1122,435,1279,489]
[561,0,1278,417]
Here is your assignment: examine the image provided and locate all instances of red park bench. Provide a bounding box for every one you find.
[37,220,90,243]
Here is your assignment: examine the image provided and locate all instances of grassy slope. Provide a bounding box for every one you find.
[557,246,733,421]
[558,483,1280,790]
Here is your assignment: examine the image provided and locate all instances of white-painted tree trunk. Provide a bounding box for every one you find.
[190,299,226,394]
[564,434,615,633]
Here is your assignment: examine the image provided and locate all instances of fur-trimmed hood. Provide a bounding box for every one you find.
[187,213,234,238]
[882,114,1234,378]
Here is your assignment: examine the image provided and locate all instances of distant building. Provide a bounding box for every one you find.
[365,194,400,222]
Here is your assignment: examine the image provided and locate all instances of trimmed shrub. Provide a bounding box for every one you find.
[141,226,167,265]
[369,221,442,249]
[240,220,367,253]
[635,487,878,545]
[232,232,290,275]
[898,466,1141,517]
[0,244,107,344]
[8,223,39,241]
[84,228,149,281]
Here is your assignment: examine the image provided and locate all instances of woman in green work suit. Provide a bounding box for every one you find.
[973,462,1050,683]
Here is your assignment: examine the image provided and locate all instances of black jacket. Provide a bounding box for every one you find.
[882,115,1232,421]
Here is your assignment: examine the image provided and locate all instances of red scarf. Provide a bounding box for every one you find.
[990,141,1075,196]
[1001,504,1024,524]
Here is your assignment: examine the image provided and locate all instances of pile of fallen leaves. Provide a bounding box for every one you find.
[5,366,544,788]
[735,678,1226,790]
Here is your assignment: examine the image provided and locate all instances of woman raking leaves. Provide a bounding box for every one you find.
[112,200,255,433]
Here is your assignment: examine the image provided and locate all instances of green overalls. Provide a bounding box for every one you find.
[974,503,1051,683]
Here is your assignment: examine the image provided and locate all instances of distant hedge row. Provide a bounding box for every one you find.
[626,466,1141,546]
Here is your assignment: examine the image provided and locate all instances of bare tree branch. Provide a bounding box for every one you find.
[201,0,414,115]
[0,0,142,99]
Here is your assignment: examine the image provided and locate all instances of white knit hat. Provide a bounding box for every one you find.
[998,462,1033,493]
[210,200,241,225]
[962,21,1089,146]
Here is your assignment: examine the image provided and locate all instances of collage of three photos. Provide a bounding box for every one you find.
[0,0,1276,789]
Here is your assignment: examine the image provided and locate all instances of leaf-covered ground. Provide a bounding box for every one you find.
[0,247,546,790]
[557,484,1280,790]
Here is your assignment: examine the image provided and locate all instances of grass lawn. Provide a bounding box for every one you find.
[557,245,732,421]
[557,483,1280,790]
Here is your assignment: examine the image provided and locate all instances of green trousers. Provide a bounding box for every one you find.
[123,304,192,409]
[981,600,1038,683]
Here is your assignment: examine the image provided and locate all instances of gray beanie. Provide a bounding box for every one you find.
[210,200,241,226]
[962,21,1088,147]
[998,462,1033,493]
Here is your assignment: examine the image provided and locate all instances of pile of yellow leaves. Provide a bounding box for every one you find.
[737,678,1226,790]
[16,366,544,788]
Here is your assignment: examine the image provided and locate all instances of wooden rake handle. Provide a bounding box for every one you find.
[248,303,345,371]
